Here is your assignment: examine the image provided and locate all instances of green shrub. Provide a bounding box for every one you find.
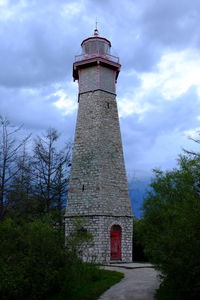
[0,217,67,299]
[138,156,200,300]
[0,217,123,300]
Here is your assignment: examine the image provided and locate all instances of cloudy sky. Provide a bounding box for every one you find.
[1,0,200,214]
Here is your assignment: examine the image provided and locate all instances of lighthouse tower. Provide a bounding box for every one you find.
[65,28,133,263]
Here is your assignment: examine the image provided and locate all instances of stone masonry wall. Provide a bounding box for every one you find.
[66,89,132,217]
[65,215,133,263]
[65,62,133,263]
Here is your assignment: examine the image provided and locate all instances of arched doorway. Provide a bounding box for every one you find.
[110,225,122,260]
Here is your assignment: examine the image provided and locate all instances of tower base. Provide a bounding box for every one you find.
[65,215,133,264]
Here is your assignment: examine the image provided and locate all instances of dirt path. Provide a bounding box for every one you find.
[98,263,160,300]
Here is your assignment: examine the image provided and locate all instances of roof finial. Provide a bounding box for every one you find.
[94,17,99,36]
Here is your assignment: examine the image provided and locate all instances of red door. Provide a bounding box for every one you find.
[110,225,122,260]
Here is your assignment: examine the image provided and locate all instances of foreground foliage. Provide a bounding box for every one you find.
[0,217,123,300]
[132,218,148,262]
[0,120,123,299]
[137,155,200,300]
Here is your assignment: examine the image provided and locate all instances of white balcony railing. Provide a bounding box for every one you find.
[74,53,119,64]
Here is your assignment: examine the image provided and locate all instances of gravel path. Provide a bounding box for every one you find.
[98,263,160,300]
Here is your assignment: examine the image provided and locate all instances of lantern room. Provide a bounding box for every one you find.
[81,36,111,56]
[73,29,121,88]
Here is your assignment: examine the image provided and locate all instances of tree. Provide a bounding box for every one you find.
[183,134,200,157]
[138,155,200,299]
[32,128,71,225]
[51,149,71,228]
[0,117,31,220]
[132,218,148,262]
[7,145,39,219]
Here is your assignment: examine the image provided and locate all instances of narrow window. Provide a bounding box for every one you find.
[82,184,85,191]
[107,102,110,109]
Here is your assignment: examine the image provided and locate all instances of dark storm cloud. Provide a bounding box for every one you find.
[1,0,200,182]
[86,0,200,71]
[0,0,82,88]
[141,0,200,49]
[117,71,141,97]
[0,84,76,137]
[121,86,200,177]
[134,87,200,139]
[1,0,200,89]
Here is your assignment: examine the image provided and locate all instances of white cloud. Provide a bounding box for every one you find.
[184,127,200,139]
[52,89,77,115]
[0,0,7,6]
[118,95,153,118]
[60,1,83,18]
[118,49,200,118]
[0,0,28,21]
[140,50,200,100]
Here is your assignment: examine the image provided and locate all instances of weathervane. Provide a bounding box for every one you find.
[94,17,99,36]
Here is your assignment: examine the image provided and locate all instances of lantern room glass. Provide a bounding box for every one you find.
[82,40,110,55]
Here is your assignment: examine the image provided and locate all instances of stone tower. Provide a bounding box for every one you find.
[65,28,133,263]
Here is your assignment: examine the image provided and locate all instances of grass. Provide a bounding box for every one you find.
[76,269,124,300]
[58,268,124,300]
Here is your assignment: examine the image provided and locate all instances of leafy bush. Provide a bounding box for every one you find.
[0,217,69,299]
[0,217,123,300]
[138,155,200,300]
[133,218,148,262]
